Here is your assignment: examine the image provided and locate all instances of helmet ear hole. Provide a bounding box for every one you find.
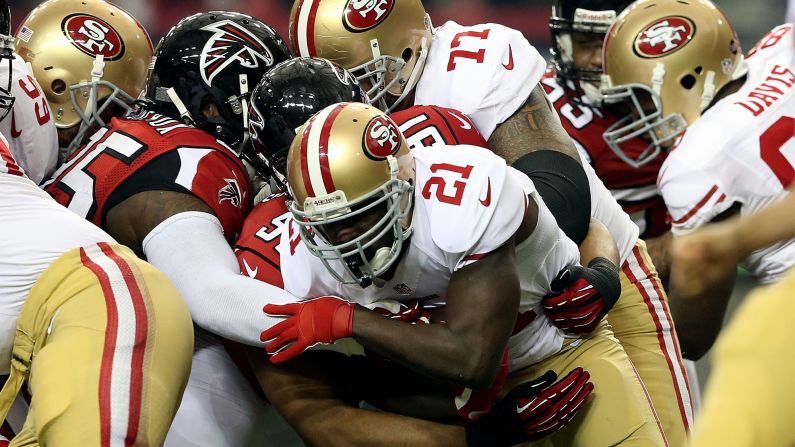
[401,48,413,63]
[51,79,67,95]
[680,74,696,90]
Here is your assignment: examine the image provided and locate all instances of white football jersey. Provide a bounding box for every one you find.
[0,54,58,184]
[415,21,546,140]
[659,24,795,283]
[0,134,113,374]
[581,152,640,265]
[415,22,638,263]
[281,145,582,370]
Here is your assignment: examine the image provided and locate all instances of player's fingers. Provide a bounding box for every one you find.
[264,326,299,354]
[260,318,295,343]
[263,302,300,316]
[270,339,310,364]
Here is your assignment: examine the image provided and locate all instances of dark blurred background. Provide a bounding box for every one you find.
[8,0,788,59]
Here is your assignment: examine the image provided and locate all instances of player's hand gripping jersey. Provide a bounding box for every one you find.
[541,70,669,238]
[659,24,795,283]
[413,22,546,140]
[0,54,58,184]
[42,111,251,239]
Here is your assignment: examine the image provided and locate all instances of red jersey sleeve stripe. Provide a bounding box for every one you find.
[671,185,719,225]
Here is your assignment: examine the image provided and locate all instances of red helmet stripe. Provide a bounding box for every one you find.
[317,103,347,194]
[292,0,320,57]
[290,0,305,54]
[300,115,317,197]
[305,0,320,57]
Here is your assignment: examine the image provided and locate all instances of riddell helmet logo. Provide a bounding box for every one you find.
[634,16,695,58]
[343,0,395,32]
[363,115,400,160]
[62,14,125,60]
[199,20,275,86]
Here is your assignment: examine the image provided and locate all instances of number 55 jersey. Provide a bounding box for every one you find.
[41,111,251,240]
[659,24,795,283]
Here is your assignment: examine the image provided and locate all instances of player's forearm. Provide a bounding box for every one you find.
[578,218,620,266]
[250,349,465,447]
[733,191,795,256]
[643,231,673,285]
[299,404,465,447]
[142,211,295,346]
[353,311,503,389]
[669,264,736,360]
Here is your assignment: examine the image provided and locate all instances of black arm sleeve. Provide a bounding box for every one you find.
[511,150,591,245]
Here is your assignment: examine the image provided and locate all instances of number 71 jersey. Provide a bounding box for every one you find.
[414,21,546,140]
[659,24,795,283]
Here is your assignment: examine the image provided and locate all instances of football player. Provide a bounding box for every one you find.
[290,6,694,443]
[0,0,58,183]
[15,0,150,166]
[240,59,599,445]
[35,9,300,446]
[0,3,193,441]
[543,0,694,442]
[601,0,795,359]
[259,102,668,445]
[290,0,599,246]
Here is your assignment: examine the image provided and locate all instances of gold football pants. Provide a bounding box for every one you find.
[691,269,795,447]
[504,320,667,446]
[613,240,693,446]
[0,243,193,446]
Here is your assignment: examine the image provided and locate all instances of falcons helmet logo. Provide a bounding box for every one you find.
[200,20,275,86]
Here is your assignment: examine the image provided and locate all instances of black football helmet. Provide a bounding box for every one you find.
[550,0,633,83]
[245,57,367,190]
[143,11,291,149]
[0,0,14,123]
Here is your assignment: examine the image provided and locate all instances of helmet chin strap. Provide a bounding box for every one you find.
[386,36,430,113]
[65,55,105,160]
[700,70,716,111]
[651,62,665,95]
[239,73,249,130]
[165,87,194,124]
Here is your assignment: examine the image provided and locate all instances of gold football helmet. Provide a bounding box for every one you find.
[600,0,746,167]
[15,0,153,156]
[288,0,433,112]
[287,102,414,286]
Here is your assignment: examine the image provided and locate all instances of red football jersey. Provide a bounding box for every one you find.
[393,105,488,149]
[43,112,251,239]
[541,70,670,238]
[234,193,303,287]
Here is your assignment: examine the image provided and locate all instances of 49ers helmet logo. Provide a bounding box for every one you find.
[634,16,695,58]
[61,14,125,60]
[363,115,401,160]
[200,20,275,87]
[343,0,395,32]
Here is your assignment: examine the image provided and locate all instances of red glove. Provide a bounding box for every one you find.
[465,367,594,446]
[542,257,621,335]
[261,296,355,363]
